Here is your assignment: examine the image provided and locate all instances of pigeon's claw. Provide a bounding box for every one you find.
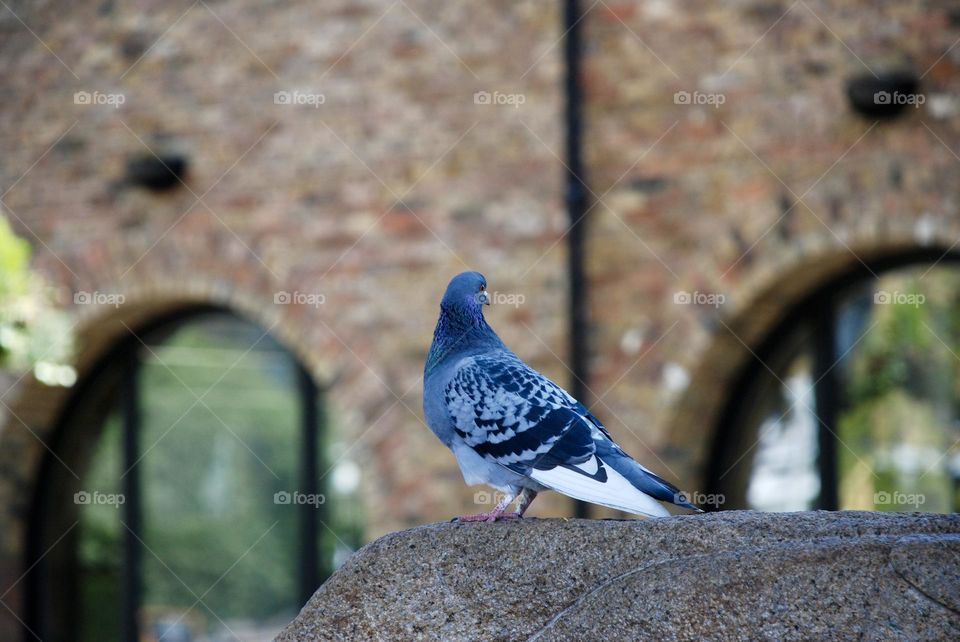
[454,511,519,522]
[454,491,517,522]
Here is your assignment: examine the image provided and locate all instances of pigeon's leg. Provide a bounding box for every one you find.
[513,488,538,517]
[455,492,517,522]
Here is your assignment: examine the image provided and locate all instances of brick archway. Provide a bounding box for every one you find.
[663,225,960,493]
[0,282,330,640]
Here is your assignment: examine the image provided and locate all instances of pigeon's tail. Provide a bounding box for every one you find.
[598,442,704,513]
[528,456,671,518]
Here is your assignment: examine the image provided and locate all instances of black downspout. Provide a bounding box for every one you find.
[562,0,591,519]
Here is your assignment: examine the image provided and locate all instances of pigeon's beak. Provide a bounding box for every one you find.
[478,291,490,306]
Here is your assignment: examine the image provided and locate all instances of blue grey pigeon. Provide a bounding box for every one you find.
[423,271,701,521]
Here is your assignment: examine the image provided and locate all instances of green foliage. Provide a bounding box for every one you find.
[0,215,31,296]
[0,215,73,381]
[838,270,960,512]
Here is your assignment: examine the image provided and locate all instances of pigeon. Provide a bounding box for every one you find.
[423,271,701,521]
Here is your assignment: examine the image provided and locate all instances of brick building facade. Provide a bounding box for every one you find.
[1,0,959,637]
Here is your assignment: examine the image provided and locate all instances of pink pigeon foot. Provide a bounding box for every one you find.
[454,510,520,522]
[454,492,519,522]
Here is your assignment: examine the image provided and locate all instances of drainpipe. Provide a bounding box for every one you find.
[562,0,591,519]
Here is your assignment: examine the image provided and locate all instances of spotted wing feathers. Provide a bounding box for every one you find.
[444,354,695,517]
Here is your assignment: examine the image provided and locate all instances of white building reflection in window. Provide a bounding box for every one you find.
[747,369,821,511]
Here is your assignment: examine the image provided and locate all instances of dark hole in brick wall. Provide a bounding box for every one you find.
[846,70,921,119]
[119,31,152,60]
[628,176,670,193]
[125,154,188,192]
[949,8,960,28]
[53,136,86,156]
[777,192,794,241]
[745,2,787,23]
[803,59,831,76]
[889,163,903,189]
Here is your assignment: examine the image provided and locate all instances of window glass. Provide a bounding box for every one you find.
[76,413,123,642]
[720,264,960,514]
[746,349,820,511]
[138,317,301,640]
[60,312,349,642]
[837,267,960,512]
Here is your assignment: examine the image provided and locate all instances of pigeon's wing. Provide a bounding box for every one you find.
[444,354,685,517]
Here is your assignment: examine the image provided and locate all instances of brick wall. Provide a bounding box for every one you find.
[1,0,958,636]
[580,0,960,479]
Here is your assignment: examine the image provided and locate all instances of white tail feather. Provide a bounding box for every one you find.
[529,456,670,518]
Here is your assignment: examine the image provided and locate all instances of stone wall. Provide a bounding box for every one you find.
[278,511,960,641]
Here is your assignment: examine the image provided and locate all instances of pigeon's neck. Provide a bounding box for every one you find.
[425,305,502,376]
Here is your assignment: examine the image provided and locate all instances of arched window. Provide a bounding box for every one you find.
[710,254,960,514]
[26,308,361,641]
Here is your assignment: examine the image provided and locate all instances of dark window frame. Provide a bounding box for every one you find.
[24,305,325,642]
[707,249,960,510]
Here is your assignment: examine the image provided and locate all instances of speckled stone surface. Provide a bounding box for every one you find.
[276,511,960,641]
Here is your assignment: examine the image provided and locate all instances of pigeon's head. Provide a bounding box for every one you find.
[441,271,489,313]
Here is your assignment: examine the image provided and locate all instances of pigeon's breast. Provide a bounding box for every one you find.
[423,358,465,447]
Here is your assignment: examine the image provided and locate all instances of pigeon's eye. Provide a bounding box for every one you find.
[479,284,486,292]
